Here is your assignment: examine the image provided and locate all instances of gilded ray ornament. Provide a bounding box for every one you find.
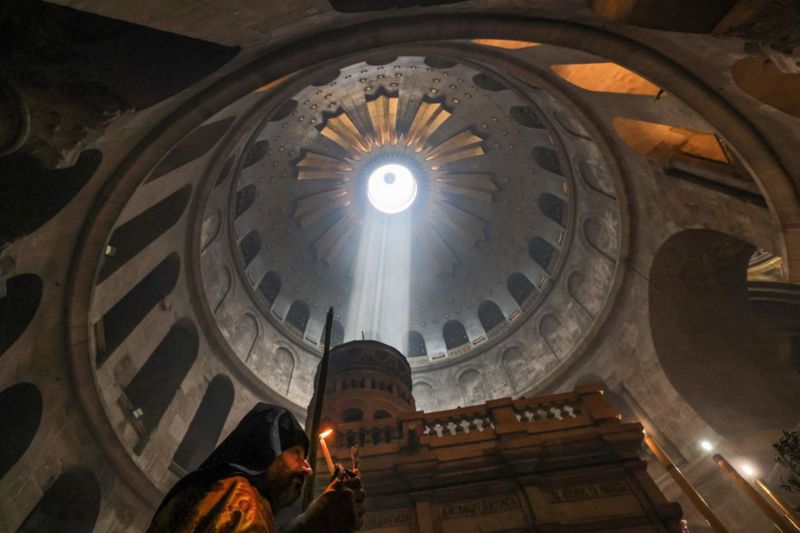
[293,92,497,271]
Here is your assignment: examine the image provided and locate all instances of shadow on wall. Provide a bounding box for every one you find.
[649,229,800,443]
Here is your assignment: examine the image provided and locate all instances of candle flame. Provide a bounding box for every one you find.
[319,429,333,439]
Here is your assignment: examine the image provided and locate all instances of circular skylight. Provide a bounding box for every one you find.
[367,163,418,214]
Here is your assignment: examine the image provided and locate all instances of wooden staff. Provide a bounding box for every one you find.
[713,454,798,533]
[643,433,728,532]
[302,307,334,510]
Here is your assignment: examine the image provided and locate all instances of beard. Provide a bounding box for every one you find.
[267,471,306,510]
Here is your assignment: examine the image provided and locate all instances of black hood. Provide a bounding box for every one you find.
[155,403,309,514]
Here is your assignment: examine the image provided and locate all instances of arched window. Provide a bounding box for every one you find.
[320,320,345,347]
[285,301,310,335]
[528,237,557,274]
[257,271,281,304]
[531,146,562,175]
[406,331,427,357]
[0,383,42,480]
[539,193,566,227]
[507,272,535,306]
[99,185,191,281]
[18,468,100,532]
[478,301,505,333]
[1,273,43,357]
[242,140,269,169]
[374,410,391,420]
[342,408,363,422]
[147,117,235,182]
[458,369,486,407]
[235,184,257,218]
[172,375,234,473]
[96,254,180,366]
[443,320,469,351]
[239,230,261,267]
[124,320,198,434]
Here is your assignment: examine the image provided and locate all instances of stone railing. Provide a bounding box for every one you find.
[323,386,622,456]
[400,385,621,448]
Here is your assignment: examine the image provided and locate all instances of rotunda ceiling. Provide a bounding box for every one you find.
[199,52,621,378]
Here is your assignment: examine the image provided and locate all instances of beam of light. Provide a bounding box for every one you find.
[345,207,411,352]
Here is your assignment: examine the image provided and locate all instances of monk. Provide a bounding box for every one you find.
[147,403,365,532]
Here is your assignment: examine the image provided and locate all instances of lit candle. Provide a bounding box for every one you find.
[319,429,335,475]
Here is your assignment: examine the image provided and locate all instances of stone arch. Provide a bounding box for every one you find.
[443,320,469,351]
[406,331,427,357]
[342,408,364,422]
[99,184,191,281]
[502,347,527,394]
[209,266,233,313]
[146,116,235,182]
[200,210,222,252]
[272,347,295,395]
[650,229,800,439]
[539,313,563,359]
[413,381,436,412]
[478,300,506,334]
[458,369,487,407]
[0,382,42,480]
[123,319,199,434]
[285,301,310,335]
[238,230,261,267]
[583,217,617,262]
[17,467,100,532]
[507,272,536,307]
[172,375,234,472]
[1,273,43,357]
[96,253,180,366]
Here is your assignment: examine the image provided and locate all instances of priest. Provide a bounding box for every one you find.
[147,403,365,532]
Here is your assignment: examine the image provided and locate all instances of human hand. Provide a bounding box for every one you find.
[286,464,365,532]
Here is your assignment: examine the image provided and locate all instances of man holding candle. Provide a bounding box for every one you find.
[147,403,366,532]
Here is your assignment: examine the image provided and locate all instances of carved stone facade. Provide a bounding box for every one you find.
[310,341,682,532]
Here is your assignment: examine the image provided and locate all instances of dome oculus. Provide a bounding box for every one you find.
[367,163,417,214]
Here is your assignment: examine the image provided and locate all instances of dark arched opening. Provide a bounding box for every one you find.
[123,319,199,434]
[257,271,281,304]
[650,229,800,439]
[406,330,427,357]
[18,468,100,533]
[147,117,235,182]
[539,192,566,227]
[507,272,535,306]
[239,230,261,267]
[172,375,234,473]
[478,300,506,334]
[528,237,558,274]
[96,253,180,366]
[99,185,191,281]
[235,184,257,218]
[342,408,364,422]
[285,301,310,335]
[1,273,43,357]
[0,383,42,480]
[443,320,469,351]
